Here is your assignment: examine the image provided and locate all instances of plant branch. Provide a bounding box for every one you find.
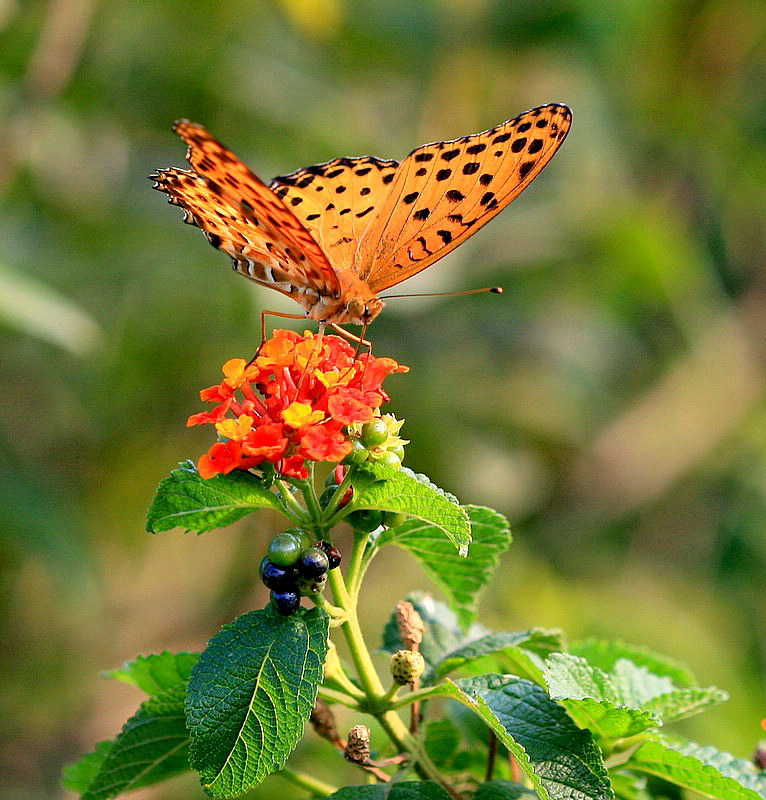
[277,767,337,797]
[317,686,362,710]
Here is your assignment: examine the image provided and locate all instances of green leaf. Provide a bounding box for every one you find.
[329,782,453,799]
[423,719,461,768]
[80,683,191,800]
[543,654,726,739]
[376,505,510,627]
[350,463,471,555]
[146,460,282,533]
[444,674,613,800]
[61,741,113,793]
[474,781,537,800]
[624,736,766,800]
[103,651,199,695]
[428,628,563,686]
[571,638,697,688]
[187,606,329,797]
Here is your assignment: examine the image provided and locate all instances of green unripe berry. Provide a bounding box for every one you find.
[382,511,407,528]
[376,451,402,470]
[319,485,339,508]
[342,437,369,465]
[361,419,388,447]
[267,531,303,567]
[390,649,425,685]
[389,445,405,461]
[348,508,384,533]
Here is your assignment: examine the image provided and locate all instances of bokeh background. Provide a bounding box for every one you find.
[2,0,766,797]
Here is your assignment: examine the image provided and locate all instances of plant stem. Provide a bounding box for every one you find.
[277,767,337,797]
[276,479,309,523]
[317,686,362,710]
[345,529,372,601]
[321,466,355,523]
[388,683,448,710]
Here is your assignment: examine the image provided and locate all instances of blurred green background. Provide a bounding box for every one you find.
[2,0,765,797]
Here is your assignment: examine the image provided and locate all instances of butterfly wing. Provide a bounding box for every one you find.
[270,156,398,271]
[170,119,339,295]
[355,103,572,293]
[150,167,311,298]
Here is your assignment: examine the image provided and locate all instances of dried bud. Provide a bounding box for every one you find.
[344,724,371,764]
[396,600,424,650]
[310,699,339,744]
[390,649,426,685]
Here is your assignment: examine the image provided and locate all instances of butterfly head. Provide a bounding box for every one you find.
[346,295,384,325]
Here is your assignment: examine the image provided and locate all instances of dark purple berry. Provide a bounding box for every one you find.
[317,540,342,570]
[349,508,384,533]
[299,547,330,578]
[271,589,300,615]
[260,560,297,591]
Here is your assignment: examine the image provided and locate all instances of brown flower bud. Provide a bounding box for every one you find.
[344,724,371,764]
[390,649,426,685]
[396,600,424,650]
[310,699,339,744]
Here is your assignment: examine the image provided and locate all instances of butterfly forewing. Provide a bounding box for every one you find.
[270,156,399,271]
[151,167,305,295]
[355,103,572,292]
[171,119,339,295]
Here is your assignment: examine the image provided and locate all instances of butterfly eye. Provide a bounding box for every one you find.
[348,297,366,319]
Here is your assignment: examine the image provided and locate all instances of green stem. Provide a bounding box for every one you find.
[276,479,309,523]
[317,686,362,710]
[321,466,355,524]
[388,683,448,711]
[345,529,372,602]
[277,767,337,797]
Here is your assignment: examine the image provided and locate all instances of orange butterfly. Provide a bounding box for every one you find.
[151,104,571,337]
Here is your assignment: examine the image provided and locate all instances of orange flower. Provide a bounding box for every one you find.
[241,423,288,462]
[198,440,243,480]
[299,425,353,462]
[282,401,325,429]
[327,389,375,425]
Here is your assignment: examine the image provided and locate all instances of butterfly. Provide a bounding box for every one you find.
[151,103,571,337]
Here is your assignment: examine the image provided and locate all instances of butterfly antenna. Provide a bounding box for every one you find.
[381,286,503,300]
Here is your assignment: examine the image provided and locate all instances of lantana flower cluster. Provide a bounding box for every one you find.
[188,329,408,481]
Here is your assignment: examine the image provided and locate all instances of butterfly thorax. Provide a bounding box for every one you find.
[303,268,383,326]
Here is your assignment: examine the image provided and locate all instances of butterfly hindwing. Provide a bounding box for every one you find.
[171,119,339,295]
[270,156,398,271]
[356,103,572,292]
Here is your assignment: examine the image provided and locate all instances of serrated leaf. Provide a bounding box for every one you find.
[444,674,613,800]
[430,629,562,686]
[544,654,725,738]
[329,782,453,799]
[643,686,728,722]
[146,460,282,533]
[103,651,198,695]
[423,719,461,768]
[81,683,190,800]
[624,736,766,800]
[187,606,329,797]
[350,463,470,555]
[474,781,537,799]
[376,506,510,627]
[571,638,697,688]
[61,740,113,793]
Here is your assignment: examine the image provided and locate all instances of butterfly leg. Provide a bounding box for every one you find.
[293,321,326,399]
[248,309,308,365]
[329,323,372,349]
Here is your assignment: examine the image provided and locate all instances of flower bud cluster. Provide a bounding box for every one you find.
[188,330,408,481]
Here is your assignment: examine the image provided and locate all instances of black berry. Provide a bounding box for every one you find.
[271,589,300,616]
[317,540,342,570]
[299,547,330,578]
[260,559,297,591]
